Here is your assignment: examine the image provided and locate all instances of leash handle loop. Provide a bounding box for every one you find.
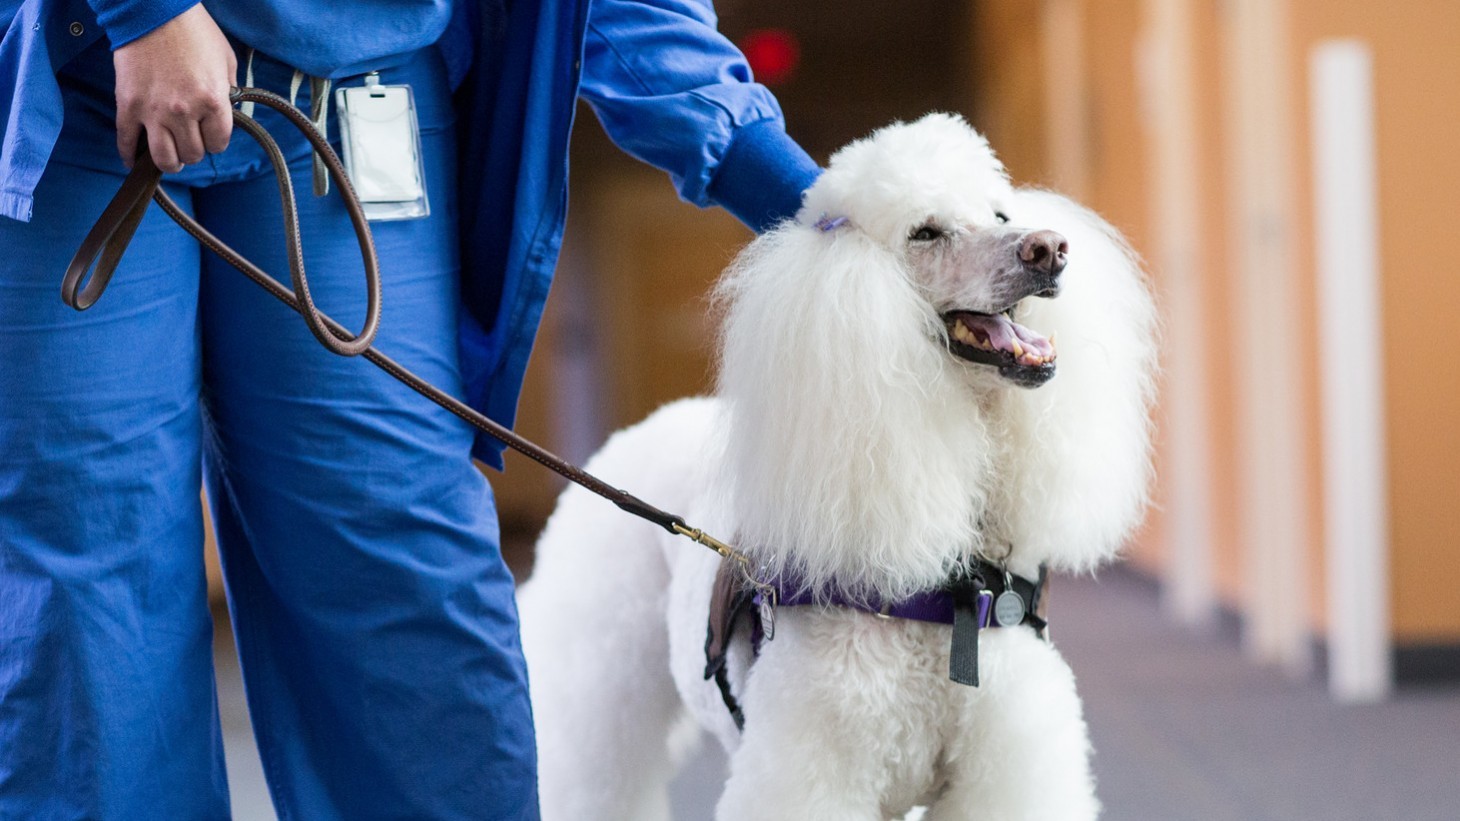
[61,144,162,311]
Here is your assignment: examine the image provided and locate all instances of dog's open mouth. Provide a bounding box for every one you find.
[944,307,1057,388]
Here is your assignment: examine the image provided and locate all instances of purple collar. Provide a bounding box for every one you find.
[813,213,849,232]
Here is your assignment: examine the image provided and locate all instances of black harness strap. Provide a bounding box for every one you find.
[705,558,755,730]
[945,564,1046,686]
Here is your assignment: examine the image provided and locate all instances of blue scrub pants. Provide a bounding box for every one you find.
[0,44,538,820]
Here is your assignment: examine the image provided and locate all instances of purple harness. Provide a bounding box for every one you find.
[768,580,975,625]
[707,559,1049,730]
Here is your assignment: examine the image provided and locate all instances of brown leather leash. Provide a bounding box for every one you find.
[62,86,771,599]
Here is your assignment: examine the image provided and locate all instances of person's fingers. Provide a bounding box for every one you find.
[116,116,141,170]
[147,125,183,174]
[200,96,232,155]
[171,115,206,166]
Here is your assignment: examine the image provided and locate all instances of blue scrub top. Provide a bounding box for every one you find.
[204,0,455,78]
[0,0,821,468]
[78,0,450,73]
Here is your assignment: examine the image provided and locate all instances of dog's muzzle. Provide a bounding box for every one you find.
[942,231,1066,387]
[945,308,1058,387]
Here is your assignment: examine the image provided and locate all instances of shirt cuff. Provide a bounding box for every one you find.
[0,189,34,223]
[707,120,822,234]
[90,0,199,49]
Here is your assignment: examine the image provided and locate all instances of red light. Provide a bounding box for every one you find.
[740,28,800,87]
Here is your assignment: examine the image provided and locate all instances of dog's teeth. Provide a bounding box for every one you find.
[1049,333,1058,352]
[1011,339,1024,359]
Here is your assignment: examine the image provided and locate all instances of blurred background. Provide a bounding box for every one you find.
[210,0,1460,817]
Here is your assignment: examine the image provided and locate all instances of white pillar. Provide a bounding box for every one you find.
[1138,0,1218,627]
[1221,0,1313,677]
[1309,40,1392,702]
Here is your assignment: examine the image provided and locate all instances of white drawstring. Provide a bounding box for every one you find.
[287,69,332,196]
[309,76,331,196]
[240,48,256,117]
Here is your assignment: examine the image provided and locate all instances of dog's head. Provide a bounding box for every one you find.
[715,114,1157,590]
[801,113,1064,388]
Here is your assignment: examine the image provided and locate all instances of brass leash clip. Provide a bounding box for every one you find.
[672,522,779,639]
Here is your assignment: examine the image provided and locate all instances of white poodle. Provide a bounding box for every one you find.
[518,113,1157,820]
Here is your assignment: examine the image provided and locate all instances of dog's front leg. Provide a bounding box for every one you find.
[714,612,928,821]
[717,719,888,821]
[924,629,1099,821]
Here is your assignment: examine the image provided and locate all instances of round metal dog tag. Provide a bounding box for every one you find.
[756,587,777,642]
[993,590,1026,627]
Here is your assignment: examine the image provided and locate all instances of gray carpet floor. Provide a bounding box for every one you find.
[214,568,1460,820]
[1054,571,1460,821]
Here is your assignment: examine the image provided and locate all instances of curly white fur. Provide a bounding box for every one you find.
[519,114,1157,820]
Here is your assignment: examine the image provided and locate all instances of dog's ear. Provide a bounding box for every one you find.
[997,189,1160,571]
[713,221,996,600]
[714,221,936,395]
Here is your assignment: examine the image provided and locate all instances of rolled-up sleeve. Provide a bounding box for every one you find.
[87,0,198,49]
[579,0,820,231]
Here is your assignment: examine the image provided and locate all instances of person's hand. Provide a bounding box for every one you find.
[112,3,236,173]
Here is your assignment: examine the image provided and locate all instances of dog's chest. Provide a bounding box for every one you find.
[760,610,990,798]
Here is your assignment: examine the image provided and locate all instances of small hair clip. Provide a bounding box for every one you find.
[814,214,849,233]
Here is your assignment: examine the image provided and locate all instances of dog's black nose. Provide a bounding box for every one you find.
[1019,230,1068,276]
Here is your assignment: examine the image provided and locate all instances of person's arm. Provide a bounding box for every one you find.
[88,1,235,172]
[578,0,820,232]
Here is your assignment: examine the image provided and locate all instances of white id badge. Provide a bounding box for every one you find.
[335,75,429,220]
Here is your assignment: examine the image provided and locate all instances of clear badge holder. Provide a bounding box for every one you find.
[334,73,429,221]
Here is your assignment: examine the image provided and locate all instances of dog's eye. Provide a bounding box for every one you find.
[910,225,945,242]
[994,211,1010,224]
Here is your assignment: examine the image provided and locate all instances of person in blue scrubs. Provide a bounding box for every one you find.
[0,1,819,818]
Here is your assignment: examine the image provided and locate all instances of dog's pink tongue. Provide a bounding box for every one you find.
[961,313,1056,364]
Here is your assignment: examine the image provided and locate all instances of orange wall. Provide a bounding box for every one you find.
[967,0,1049,186]
[1290,0,1460,643]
